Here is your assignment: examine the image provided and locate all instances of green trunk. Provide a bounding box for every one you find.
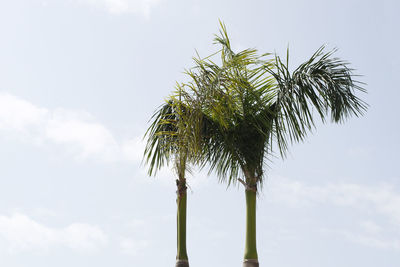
[176,191,188,260]
[244,189,258,260]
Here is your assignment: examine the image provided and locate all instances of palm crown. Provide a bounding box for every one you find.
[143,22,367,267]
[182,22,367,189]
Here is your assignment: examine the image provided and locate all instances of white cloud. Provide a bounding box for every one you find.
[76,0,162,17]
[118,217,159,256]
[0,92,142,163]
[45,109,120,162]
[0,93,47,134]
[344,231,400,251]
[268,177,400,225]
[267,177,400,251]
[121,136,146,163]
[360,220,382,235]
[321,223,400,251]
[0,213,107,252]
[119,237,149,255]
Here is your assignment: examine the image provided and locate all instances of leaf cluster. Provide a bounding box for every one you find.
[143,22,367,189]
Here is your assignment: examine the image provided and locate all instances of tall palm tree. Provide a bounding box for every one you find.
[183,22,367,267]
[143,89,200,267]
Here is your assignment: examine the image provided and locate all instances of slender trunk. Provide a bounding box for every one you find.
[243,189,259,267]
[177,192,188,259]
[176,179,189,267]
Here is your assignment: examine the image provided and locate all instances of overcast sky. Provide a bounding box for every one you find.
[0,0,399,266]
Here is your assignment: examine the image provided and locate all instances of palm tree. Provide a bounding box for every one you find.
[183,22,367,267]
[143,89,200,267]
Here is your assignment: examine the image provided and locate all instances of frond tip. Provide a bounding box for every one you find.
[266,46,368,157]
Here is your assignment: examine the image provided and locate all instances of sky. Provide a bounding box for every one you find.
[0,0,399,266]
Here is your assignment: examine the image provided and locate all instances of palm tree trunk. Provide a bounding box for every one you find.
[175,259,189,267]
[176,179,189,267]
[243,189,259,267]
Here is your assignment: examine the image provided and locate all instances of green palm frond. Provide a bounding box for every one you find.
[179,25,277,185]
[266,46,368,157]
[143,87,202,177]
[144,22,367,190]
[143,99,179,176]
[181,24,366,188]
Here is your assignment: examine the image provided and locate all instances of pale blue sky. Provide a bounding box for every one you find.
[0,0,399,266]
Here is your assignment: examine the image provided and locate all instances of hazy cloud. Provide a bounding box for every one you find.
[119,237,149,255]
[0,92,142,163]
[268,177,400,225]
[321,222,400,251]
[76,0,162,17]
[268,177,400,250]
[45,109,121,161]
[121,136,146,163]
[0,213,107,252]
[0,93,47,135]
